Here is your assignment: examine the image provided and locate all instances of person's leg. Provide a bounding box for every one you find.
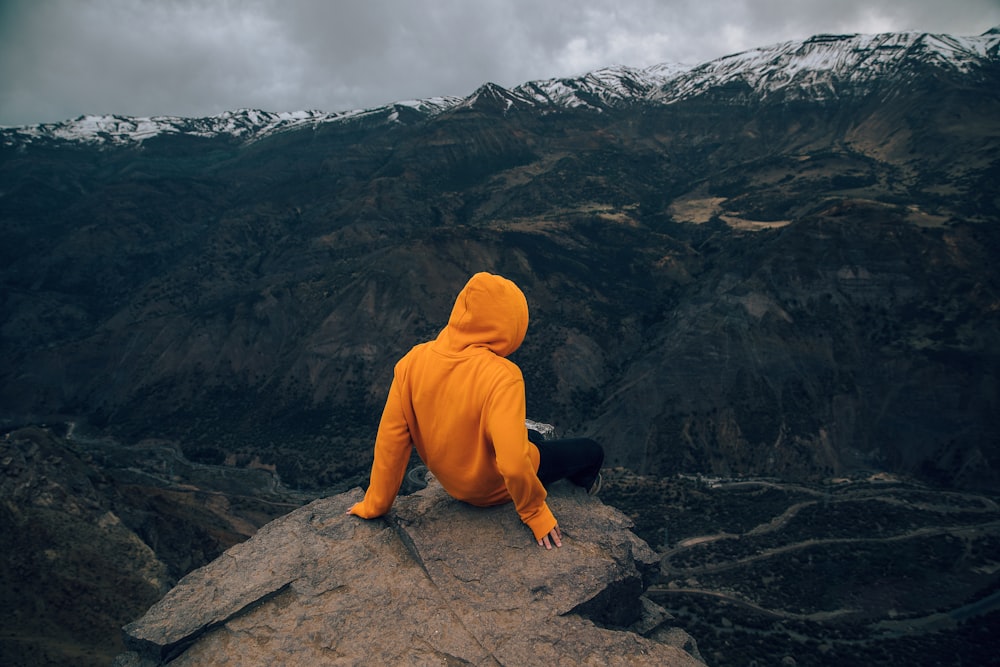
[533,438,604,491]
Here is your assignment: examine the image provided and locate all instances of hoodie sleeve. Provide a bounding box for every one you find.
[487,378,557,540]
[352,377,413,518]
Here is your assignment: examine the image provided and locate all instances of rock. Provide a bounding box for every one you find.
[116,479,703,666]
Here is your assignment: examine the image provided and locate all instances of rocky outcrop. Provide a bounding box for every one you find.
[115,479,703,666]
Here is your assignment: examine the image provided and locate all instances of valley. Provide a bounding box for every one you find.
[602,470,1000,666]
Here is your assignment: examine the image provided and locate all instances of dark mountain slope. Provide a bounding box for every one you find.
[1,30,998,492]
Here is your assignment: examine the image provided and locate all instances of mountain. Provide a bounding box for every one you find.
[5,29,996,146]
[1,27,998,496]
[2,29,998,146]
[0,99,463,148]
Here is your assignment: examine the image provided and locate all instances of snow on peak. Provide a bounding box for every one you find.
[652,30,999,104]
[3,109,337,148]
[2,29,995,149]
[511,63,693,111]
[1,103,455,149]
[394,96,463,114]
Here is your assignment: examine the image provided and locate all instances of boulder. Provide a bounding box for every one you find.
[115,479,703,666]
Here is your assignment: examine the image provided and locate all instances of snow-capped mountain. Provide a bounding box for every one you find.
[653,30,1000,104]
[2,18,998,530]
[456,62,694,113]
[2,28,996,148]
[1,98,461,148]
[511,62,693,109]
[505,29,998,109]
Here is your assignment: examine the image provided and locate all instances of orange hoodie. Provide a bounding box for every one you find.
[350,272,556,540]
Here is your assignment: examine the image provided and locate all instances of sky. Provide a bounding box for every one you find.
[1,0,998,127]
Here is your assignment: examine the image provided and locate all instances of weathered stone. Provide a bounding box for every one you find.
[117,480,703,666]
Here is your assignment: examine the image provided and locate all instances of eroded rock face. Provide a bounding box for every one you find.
[115,480,703,666]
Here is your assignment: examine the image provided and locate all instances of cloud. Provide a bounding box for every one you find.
[1,0,997,126]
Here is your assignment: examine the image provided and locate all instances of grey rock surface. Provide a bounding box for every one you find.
[116,479,703,666]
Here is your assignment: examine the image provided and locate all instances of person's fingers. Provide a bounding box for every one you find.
[538,524,565,549]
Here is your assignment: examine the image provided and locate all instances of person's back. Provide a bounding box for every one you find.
[392,273,546,515]
[348,272,601,549]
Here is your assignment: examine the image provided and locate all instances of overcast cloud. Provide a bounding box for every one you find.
[1,0,998,126]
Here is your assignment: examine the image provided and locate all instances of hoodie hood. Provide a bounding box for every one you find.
[435,272,529,358]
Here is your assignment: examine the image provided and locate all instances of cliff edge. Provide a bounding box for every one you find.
[114,478,703,666]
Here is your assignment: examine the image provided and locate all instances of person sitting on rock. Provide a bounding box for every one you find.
[346,272,604,549]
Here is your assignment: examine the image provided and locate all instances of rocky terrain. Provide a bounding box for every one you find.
[1,27,999,666]
[114,479,704,666]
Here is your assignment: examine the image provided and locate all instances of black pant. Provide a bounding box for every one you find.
[530,433,604,490]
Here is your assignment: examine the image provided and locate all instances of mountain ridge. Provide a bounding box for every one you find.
[3,28,997,147]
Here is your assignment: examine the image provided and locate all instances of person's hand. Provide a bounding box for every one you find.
[537,524,562,549]
[345,502,359,516]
